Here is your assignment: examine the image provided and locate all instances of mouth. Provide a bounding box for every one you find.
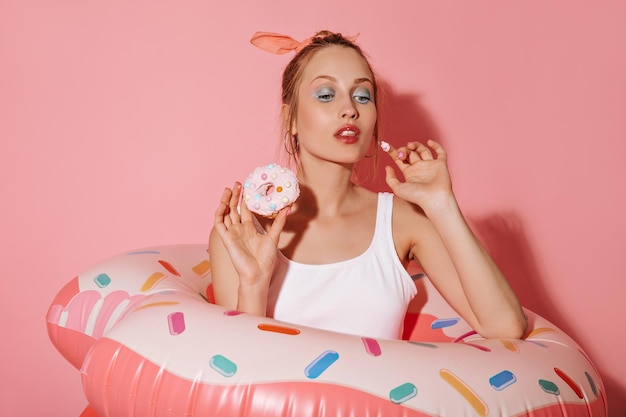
[334,125,360,144]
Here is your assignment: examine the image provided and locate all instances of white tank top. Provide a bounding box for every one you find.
[266,192,417,339]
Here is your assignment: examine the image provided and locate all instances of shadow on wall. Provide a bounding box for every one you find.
[363,79,623,415]
[471,213,624,416]
[358,79,442,191]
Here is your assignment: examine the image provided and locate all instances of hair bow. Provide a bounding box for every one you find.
[250,31,359,55]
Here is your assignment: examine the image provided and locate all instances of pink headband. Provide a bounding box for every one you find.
[250,31,360,55]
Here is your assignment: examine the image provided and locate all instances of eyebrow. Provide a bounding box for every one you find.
[354,77,374,85]
[309,75,374,85]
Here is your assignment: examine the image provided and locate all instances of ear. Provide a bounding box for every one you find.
[281,104,297,136]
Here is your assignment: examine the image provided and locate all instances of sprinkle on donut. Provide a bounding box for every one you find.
[243,163,300,217]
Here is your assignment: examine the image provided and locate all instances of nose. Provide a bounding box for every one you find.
[340,100,358,119]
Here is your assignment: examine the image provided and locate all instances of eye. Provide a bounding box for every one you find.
[353,87,372,104]
[314,87,335,102]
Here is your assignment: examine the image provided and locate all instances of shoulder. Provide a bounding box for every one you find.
[390,193,425,223]
[389,194,435,261]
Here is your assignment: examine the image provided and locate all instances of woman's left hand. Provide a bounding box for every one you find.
[384,140,454,211]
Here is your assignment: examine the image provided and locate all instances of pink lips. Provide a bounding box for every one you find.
[334,125,360,144]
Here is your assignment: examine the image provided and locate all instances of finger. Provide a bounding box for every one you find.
[384,165,402,191]
[382,141,399,159]
[427,139,447,160]
[404,142,422,164]
[267,206,290,242]
[387,143,410,163]
[398,146,419,164]
[396,147,410,162]
[414,142,434,161]
[214,203,227,230]
[406,141,419,151]
[216,187,233,217]
[239,195,253,222]
[228,182,242,223]
[214,188,232,233]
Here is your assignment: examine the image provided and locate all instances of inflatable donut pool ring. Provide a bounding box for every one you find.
[47,244,607,417]
[243,163,300,217]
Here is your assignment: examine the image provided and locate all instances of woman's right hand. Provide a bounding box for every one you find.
[212,182,289,288]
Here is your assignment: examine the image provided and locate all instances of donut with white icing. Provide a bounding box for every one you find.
[243,163,300,217]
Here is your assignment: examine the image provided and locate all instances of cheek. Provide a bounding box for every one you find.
[363,107,377,131]
[297,104,328,132]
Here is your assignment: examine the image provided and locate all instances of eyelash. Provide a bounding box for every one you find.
[316,92,334,102]
[315,89,373,104]
[353,93,371,104]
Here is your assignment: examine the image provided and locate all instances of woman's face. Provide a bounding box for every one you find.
[292,45,377,167]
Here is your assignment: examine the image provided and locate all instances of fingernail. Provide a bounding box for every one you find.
[286,207,292,216]
[398,151,405,159]
[380,140,390,152]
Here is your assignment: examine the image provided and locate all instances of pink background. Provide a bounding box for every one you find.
[1,1,625,416]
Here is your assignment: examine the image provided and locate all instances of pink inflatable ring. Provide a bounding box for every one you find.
[47,244,607,417]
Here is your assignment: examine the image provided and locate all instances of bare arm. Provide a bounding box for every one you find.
[385,140,527,339]
[209,183,288,315]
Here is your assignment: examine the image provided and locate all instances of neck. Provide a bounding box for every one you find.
[295,159,358,217]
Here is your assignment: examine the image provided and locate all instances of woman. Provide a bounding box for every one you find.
[209,31,527,340]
